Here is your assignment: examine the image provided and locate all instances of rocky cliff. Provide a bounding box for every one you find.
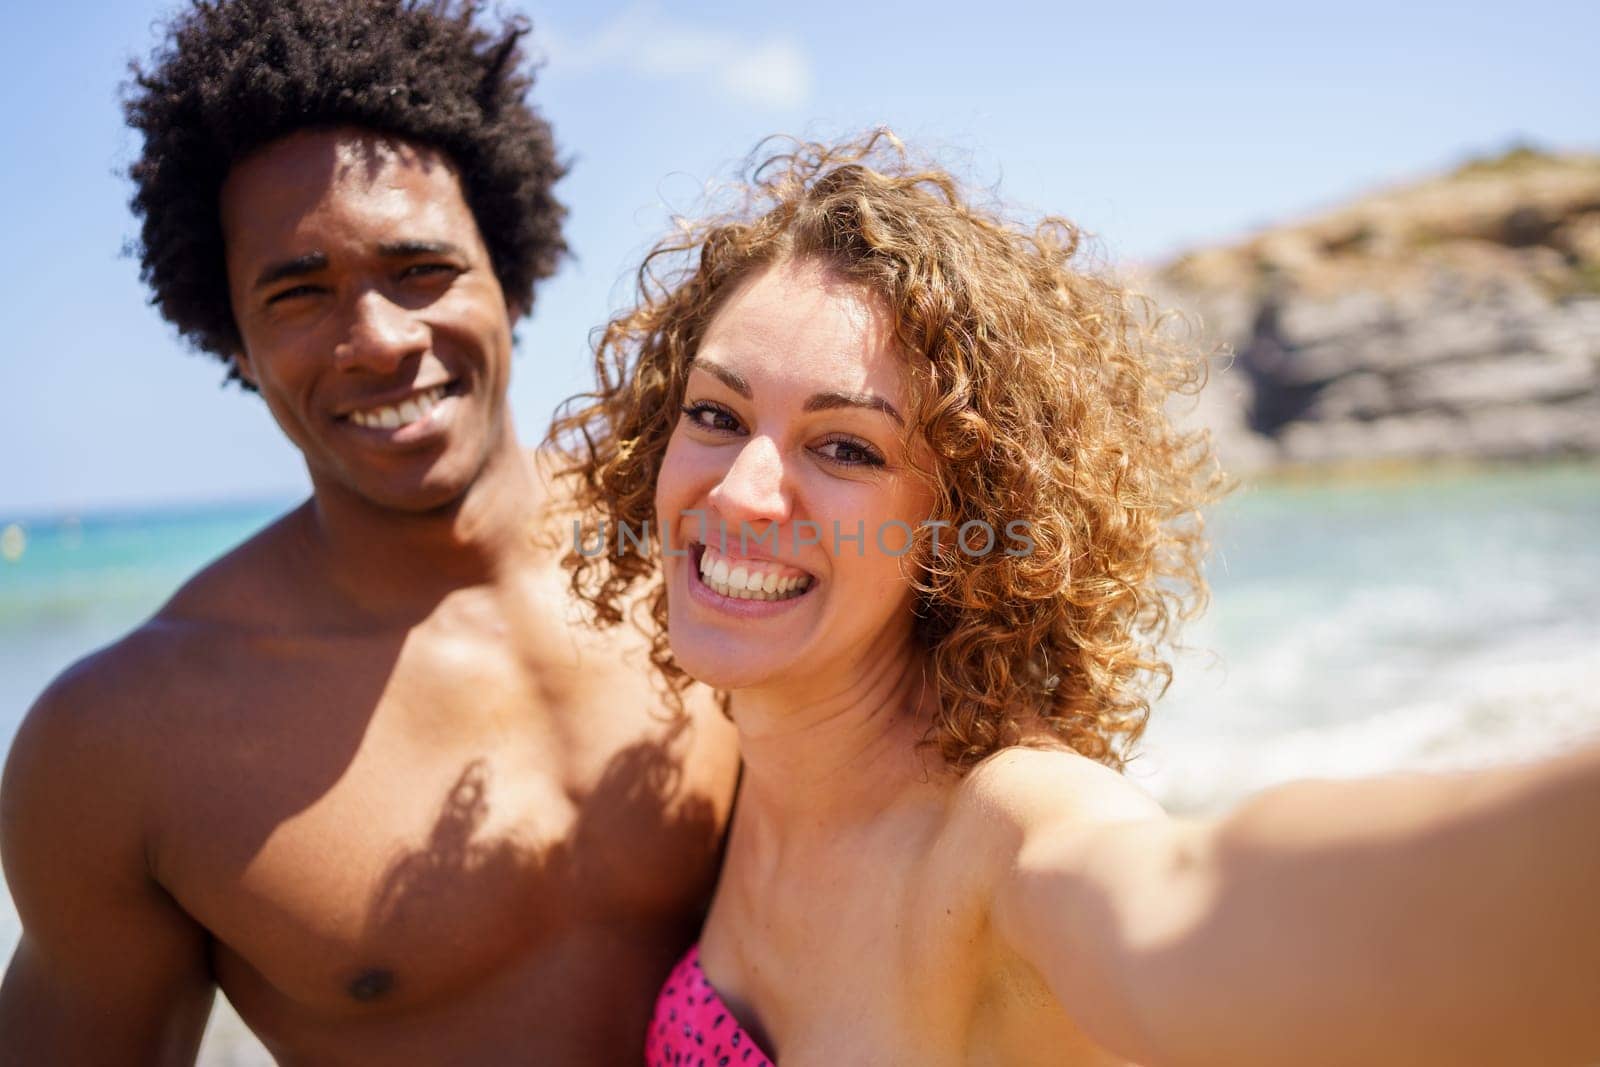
[1155,147,1600,475]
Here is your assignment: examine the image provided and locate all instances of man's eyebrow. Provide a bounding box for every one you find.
[252,242,467,291]
[377,239,468,259]
[689,359,902,425]
[803,391,902,426]
[688,358,751,398]
[253,253,328,290]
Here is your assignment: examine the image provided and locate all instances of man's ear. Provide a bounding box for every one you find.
[232,351,258,388]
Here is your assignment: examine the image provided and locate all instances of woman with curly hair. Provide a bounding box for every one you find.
[552,133,1600,1066]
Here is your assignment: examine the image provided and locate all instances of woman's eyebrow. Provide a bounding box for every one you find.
[688,358,751,398]
[803,391,902,426]
[689,358,901,424]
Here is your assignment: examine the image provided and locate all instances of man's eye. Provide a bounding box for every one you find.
[815,437,885,468]
[265,285,323,305]
[680,402,742,433]
[403,263,460,281]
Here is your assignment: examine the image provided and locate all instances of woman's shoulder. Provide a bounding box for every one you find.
[941,745,1169,861]
[913,747,1172,1026]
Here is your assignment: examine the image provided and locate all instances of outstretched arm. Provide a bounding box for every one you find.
[0,664,215,1066]
[986,744,1600,1067]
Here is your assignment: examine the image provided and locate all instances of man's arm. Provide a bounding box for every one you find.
[0,656,215,1066]
[982,744,1600,1067]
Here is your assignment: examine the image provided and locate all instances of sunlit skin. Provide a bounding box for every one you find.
[655,260,1125,1064]
[658,258,936,703]
[221,130,515,515]
[0,128,739,1066]
[650,258,1600,1067]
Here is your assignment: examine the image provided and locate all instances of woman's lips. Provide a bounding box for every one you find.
[685,541,817,617]
[695,541,813,600]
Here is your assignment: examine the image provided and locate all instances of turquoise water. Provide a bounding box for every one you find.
[1,468,1597,1062]
[1,501,289,742]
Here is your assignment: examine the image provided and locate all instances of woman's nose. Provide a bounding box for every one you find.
[707,435,790,527]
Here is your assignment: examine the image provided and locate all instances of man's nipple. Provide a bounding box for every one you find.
[347,967,397,1002]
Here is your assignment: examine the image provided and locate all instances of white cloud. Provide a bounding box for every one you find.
[543,5,813,110]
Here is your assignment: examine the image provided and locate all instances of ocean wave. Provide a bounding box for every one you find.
[1136,628,1600,813]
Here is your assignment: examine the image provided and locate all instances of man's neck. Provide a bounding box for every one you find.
[295,430,548,622]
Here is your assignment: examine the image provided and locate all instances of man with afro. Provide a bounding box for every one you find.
[0,2,738,1063]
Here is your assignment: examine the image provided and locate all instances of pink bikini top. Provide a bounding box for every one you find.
[646,944,776,1066]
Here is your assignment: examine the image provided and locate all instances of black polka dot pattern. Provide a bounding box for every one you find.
[644,945,776,1066]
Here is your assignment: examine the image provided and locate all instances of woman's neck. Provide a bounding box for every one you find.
[729,632,943,843]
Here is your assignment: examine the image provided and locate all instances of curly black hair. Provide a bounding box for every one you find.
[124,0,567,386]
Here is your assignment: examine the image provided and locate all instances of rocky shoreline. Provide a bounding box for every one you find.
[1154,147,1600,476]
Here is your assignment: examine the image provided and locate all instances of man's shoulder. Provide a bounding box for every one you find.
[11,616,222,780]
[11,504,315,767]
[0,629,183,886]
[520,445,586,548]
[0,623,226,984]
[157,500,316,628]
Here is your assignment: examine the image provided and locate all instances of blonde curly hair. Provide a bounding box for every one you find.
[549,131,1223,772]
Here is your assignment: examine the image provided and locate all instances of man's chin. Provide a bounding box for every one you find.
[310,464,480,517]
[306,432,516,516]
[367,473,481,515]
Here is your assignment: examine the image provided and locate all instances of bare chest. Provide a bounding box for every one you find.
[149,629,727,1025]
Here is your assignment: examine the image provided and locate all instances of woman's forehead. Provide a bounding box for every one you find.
[699,260,905,399]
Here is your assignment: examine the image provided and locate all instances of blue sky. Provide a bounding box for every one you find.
[2,0,1596,517]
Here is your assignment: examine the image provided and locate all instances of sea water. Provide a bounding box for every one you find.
[1,466,1597,1062]
[1134,463,1600,811]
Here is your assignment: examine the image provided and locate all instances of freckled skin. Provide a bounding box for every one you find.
[0,129,739,1066]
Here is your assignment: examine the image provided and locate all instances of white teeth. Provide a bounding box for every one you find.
[350,386,447,430]
[696,544,813,602]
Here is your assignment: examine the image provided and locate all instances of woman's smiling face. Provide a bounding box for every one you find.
[655,258,936,694]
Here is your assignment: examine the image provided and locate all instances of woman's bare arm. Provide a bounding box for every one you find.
[983,743,1600,1067]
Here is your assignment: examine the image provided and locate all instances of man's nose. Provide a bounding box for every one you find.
[334,288,429,372]
[708,435,791,527]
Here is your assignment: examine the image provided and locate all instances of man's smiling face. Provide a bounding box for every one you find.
[220,127,516,513]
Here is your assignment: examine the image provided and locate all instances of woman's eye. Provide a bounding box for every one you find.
[680,402,742,434]
[815,437,885,468]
